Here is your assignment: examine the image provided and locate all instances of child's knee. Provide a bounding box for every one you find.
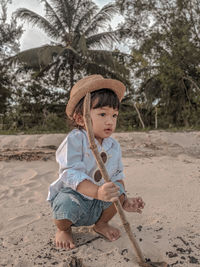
[51,191,83,223]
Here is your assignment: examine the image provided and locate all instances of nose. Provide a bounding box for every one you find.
[105,115,114,125]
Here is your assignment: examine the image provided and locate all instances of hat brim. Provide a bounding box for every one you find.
[66,78,126,119]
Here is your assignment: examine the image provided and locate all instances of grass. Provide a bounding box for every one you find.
[1,126,200,135]
[0,129,69,135]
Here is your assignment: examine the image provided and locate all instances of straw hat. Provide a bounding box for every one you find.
[66,74,126,119]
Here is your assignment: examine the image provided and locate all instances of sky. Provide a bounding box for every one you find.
[7,0,123,51]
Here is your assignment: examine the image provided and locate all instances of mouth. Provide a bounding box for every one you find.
[104,128,112,134]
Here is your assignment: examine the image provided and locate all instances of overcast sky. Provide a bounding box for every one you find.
[7,0,123,51]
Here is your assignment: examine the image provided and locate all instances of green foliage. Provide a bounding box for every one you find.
[0,64,11,114]
[2,78,69,131]
[2,0,200,132]
[117,0,200,128]
[0,0,22,115]
[0,0,22,57]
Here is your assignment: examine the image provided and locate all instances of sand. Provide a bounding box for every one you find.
[0,131,200,267]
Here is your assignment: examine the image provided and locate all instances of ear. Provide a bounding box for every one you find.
[73,113,85,127]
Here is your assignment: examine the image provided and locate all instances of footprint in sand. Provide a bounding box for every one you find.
[1,165,38,186]
[4,214,41,232]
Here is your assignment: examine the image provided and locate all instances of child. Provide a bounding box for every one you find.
[47,75,145,250]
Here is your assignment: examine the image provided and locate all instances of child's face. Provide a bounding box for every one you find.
[90,105,119,144]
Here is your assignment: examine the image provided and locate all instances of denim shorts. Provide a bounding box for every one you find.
[50,181,125,227]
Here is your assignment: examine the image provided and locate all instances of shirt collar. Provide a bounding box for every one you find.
[81,129,114,151]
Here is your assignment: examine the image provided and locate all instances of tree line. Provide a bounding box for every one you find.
[1,0,200,133]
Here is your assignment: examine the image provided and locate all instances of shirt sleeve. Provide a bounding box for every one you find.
[56,131,93,190]
[111,144,125,182]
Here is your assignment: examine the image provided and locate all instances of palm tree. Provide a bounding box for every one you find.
[12,0,129,88]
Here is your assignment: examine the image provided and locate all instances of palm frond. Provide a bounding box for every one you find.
[85,61,128,85]
[8,45,65,69]
[14,8,61,41]
[74,4,98,35]
[87,49,129,78]
[84,3,118,36]
[86,30,120,48]
[52,0,74,31]
[11,1,130,87]
[97,3,118,22]
[43,0,66,36]
[59,45,81,58]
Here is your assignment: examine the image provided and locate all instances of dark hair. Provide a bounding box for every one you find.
[74,88,120,116]
[71,89,120,129]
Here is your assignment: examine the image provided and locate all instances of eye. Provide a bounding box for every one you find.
[99,113,106,117]
[113,114,118,118]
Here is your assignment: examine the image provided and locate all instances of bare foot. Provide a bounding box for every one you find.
[93,222,121,241]
[55,228,75,250]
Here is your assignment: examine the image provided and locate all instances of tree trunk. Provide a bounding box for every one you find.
[155,106,158,129]
[69,60,74,89]
[133,102,145,129]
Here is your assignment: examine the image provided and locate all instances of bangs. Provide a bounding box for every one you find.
[73,88,120,117]
[91,89,120,110]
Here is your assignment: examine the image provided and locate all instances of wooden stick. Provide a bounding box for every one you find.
[83,92,149,267]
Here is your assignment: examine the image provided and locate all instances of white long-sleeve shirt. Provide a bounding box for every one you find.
[47,129,124,201]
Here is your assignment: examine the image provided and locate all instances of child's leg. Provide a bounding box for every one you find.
[93,194,125,241]
[51,188,88,250]
[54,219,75,250]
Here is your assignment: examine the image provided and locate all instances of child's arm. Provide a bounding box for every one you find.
[116,179,145,213]
[77,180,120,202]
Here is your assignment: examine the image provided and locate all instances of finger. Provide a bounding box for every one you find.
[110,196,119,202]
[130,198,137,204]
[128,200,137,208]
[105,186,120,194]
[138,201,145,208]
[140,203,145,208]
[137,208,142,213]
[136,197,142,202]
[110,191,121,200]
[136,197,145,206]
[109,190,120,199]
[104,182,114,187]
[106,182,119,187]
[109,188,120,195]
[137,197,145,205]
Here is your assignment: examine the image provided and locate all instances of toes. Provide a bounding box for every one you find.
[108,230,118,241]
[55,230,75,250]
[56,241,62,248]
[107,232,114,241]
[70,242,75,249]
[57,241,71,250]
[63,242,68,249]
[60,241,64,249]
[111,229,120,240]
[94,224,121,242]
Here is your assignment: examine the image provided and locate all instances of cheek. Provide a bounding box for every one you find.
[113,118,117,124]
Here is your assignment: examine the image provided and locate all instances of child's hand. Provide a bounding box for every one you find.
[122,197,145,213]
[97,182,120,202]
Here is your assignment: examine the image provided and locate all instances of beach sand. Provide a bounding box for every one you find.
[0,131,200,266]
